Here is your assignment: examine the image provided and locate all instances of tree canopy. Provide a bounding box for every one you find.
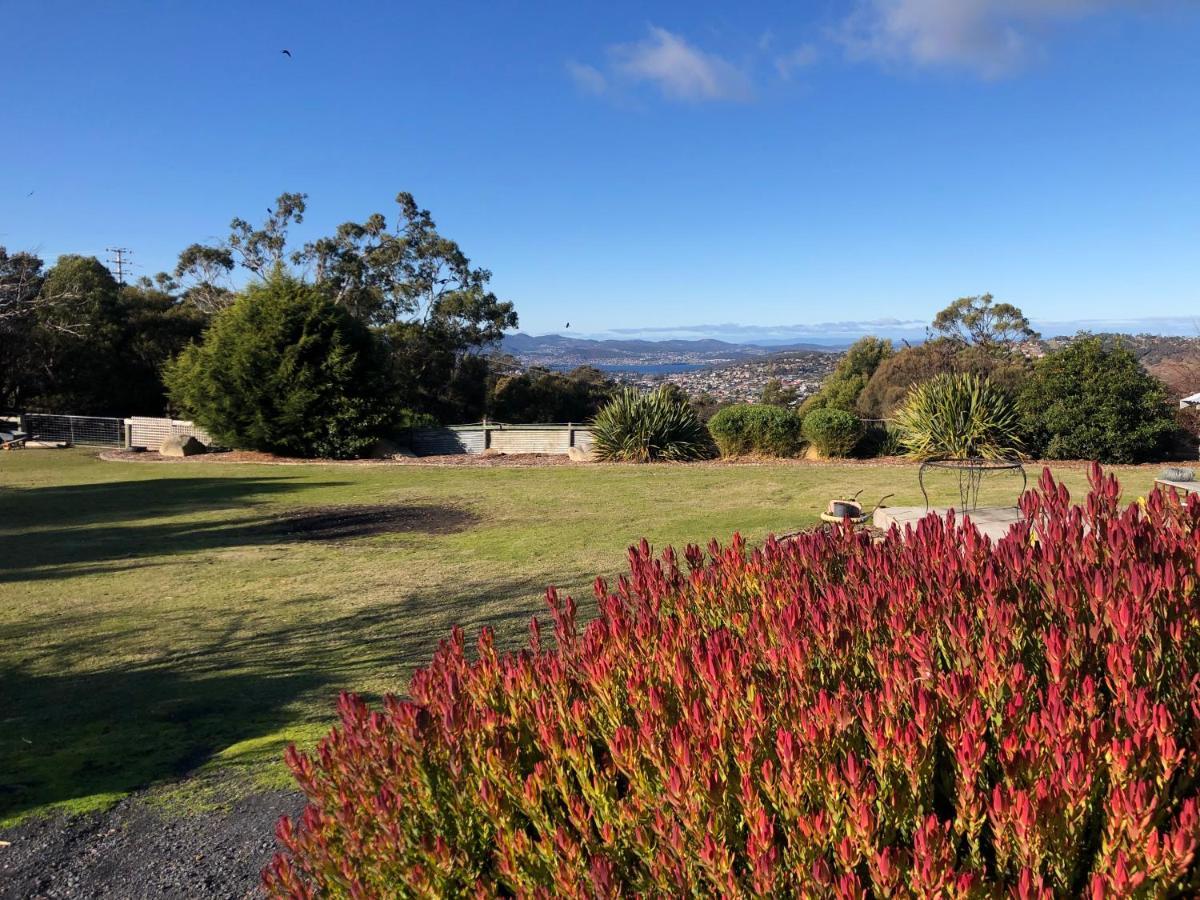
[1018,336,1175,464]
[931,293,1038,350]
[165,271,395,458]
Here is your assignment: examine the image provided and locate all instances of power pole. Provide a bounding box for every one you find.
[105,247,133,285]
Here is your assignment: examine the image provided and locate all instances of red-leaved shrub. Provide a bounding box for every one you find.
[265,466,1200,897]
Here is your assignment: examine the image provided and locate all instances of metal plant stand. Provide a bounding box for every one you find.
[918,457,1026,512]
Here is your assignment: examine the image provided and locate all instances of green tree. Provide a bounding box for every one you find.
[114,283,207,415]
[173,243,236,314]
[801,336,893,415]
[487,366,613,423]
[165,271,396,458]
[1017,336,1174,463]
[0,248,45,410]
[760,378,798,408]
[186,191,518,423]
[26,255,126,415]
[228,192,308,279]
[931,294,1038,350]
[857,338,1032,419]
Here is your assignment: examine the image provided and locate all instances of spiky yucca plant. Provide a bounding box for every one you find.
[894,372,1022,460]
[589,387,711,462]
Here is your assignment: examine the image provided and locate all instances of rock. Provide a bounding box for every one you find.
[567,446,595,462]
[159,435,207,457]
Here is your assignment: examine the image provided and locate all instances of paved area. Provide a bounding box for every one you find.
[1156,478,1198,495]
[874,505,1025,542]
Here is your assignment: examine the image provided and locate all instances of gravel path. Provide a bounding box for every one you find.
[0,790,304,899]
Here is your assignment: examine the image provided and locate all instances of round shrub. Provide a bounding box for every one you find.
[1018,336,1175,464]
[893,372,1022,461]
[588,387,711,462]
[266,468,1200,897]
[707,404,804,457]
[801,407,863,457]
[165,272,395,459]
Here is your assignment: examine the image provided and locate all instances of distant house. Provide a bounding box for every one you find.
[1182,392,1200,410]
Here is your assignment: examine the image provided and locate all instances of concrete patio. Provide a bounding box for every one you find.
[873,505,1025,541]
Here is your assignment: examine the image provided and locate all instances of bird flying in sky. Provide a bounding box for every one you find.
[281,49,292,57]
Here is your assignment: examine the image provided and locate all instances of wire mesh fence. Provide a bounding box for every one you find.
[20,413,125,447]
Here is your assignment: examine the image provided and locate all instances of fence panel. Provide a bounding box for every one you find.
[408,427,486,456]
[20,413,124,447]
[407,423,593,456]
[125,417,214,451]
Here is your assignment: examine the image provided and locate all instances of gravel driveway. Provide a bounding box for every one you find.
[0,790,303,899]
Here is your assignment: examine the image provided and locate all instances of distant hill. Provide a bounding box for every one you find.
[500,333,841,369]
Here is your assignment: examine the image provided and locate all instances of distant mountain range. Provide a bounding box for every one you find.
[500,332,842,370]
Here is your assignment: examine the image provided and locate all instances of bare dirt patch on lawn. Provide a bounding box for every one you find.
[265,503,477,540]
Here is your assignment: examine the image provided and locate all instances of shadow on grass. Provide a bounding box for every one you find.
[0,475,337,530]
[0,575,573,823]
[0,476,477,582]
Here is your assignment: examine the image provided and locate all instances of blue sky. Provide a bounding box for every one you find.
[3,1,1198,341]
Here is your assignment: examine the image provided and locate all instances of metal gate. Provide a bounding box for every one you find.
[20,413,125,447]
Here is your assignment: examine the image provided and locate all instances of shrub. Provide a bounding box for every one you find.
[800,336,892,415]
[893,372,1022,460]
[707,404,804,457]
[588,387,711,462]
[1018,336,1176,464]
[801,407,863,457]
[165,272,395,459]
[855,420,905,458]
[265,467,1200,897]
[857,339,1030,420]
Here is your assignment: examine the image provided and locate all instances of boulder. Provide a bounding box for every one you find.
[159,434,207,457]
[567,445,596,462]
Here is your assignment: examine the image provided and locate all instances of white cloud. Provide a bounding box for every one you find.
[840,0,1129,77]
[565,61,607,95]
[607,26,753,102]
[775,43,821,79]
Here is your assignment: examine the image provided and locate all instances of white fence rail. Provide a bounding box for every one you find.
[15,413,214,450]
[125,417,214,451]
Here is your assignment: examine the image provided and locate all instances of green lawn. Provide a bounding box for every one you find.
[0,449,1160,825]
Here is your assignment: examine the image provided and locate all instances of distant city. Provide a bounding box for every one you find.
[500,331,1200,407]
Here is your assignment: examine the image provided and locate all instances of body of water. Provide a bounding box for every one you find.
[548,363,708,374]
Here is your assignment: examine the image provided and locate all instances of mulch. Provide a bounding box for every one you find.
[97,448,1167,471]
[98,449,577,467]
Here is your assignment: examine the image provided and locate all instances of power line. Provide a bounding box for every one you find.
[105,247,133,285]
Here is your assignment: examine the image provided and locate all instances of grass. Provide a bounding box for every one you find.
[0,449,1161,826]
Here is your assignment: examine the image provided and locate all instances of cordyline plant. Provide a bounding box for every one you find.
[589,387,712,462]
[894,372,1023,461]
[265,465,1200,898]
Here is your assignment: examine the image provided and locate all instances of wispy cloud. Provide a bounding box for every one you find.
[838,0,1131,77]
[570,26,753,103]
[774,43,821,79]
[603,319,929,342]
[565,61,607,95]
[590,315,1200,344]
